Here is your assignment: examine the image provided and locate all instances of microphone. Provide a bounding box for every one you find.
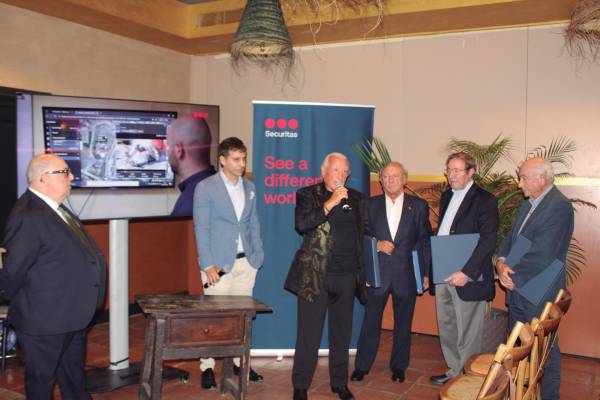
[203,270,226,289]
[335,180,352,212]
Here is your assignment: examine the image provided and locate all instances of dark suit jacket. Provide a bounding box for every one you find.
[367,194,432,296]
[284,182,368,303]
[0,190,106,335]
[498,186,574,307]
[438,183,499,301]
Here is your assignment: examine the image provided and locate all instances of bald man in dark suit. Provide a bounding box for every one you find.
[0,154,106,400]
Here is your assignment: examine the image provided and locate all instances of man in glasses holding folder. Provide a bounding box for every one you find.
[430,152,499,385]
[496,157,574,400]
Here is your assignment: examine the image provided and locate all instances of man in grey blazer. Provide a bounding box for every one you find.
[496,157,574,400]
[193,137,264,389]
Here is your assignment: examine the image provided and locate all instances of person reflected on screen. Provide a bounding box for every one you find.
[284,152,368,400]
[167,115,216,217]
[0,154,107,400]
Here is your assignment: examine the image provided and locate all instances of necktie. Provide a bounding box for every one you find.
[58,205,96,258]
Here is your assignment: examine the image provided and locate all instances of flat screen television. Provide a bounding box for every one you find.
[43,107,177,188]
[16,94,219,220]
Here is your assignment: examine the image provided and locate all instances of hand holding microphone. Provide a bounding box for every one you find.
[334,180,352,212]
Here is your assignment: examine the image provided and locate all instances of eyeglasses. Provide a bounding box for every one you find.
[45,168,71,176]
[445,168,468,175]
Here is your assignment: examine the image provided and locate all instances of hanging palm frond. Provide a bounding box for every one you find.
[565,0,600,63]
[446,134,514,177]
[352,136,391,174]
[566,238,586,285]
[527,136,576,170]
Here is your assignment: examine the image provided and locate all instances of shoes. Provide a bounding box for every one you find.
[430,373,451,385]
[331,385,355,400]
[201,368,217,390]
[350,369,367,381]
[232,365,264,381]
[391,369,405,383]
[293,388,308,400]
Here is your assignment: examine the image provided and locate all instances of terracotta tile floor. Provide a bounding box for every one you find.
[1,314,599,399]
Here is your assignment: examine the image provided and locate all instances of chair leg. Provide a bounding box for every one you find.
[1,321,7,371]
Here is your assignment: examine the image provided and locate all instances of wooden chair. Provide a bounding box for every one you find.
[521,303,563,400]
[439,321,534,400]
[465,289,572,379]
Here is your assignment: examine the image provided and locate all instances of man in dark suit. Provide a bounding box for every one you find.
[496,157,573,400]
[285,152,368,400]
[0,154,106,400]
[351,162,431,383]
[430,152,499,385]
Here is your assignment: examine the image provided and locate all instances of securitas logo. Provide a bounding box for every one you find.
[264,117,299,138]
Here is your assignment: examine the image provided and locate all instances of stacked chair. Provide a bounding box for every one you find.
[440,289,571,400]
[439,321,534,400]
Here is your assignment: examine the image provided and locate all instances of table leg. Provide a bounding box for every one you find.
[150,318,167,400]
[139,316,156,400]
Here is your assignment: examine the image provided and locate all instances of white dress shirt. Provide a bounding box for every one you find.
[220,171,245,253]
[385,193,404,240]
[438,180,474,236]
[28,187,68,224]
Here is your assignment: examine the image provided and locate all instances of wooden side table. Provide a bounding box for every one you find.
[136,294,271,400]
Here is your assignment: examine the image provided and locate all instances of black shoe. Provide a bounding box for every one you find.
[232,365,264,381]
[430,373,451,385]
[350,369,367,381]
[391,369,405,383]
[331,385,355,400]
[201,368,217,389]
[293,388,308,400]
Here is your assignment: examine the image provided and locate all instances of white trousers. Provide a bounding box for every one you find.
[199,257,258,371]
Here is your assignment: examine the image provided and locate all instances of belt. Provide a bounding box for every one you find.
[236,252,246,259]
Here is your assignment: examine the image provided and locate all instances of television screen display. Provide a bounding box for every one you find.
[43,107,177,188]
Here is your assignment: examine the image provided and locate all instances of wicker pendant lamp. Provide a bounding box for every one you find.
[230,0,295,76]
[565,0,600,62]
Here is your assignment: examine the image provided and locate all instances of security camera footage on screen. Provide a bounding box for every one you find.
[43,107,177,188]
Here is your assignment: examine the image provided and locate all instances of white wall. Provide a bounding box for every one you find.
[193,25,600,178]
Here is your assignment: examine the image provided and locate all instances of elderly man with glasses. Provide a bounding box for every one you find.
[430,152,499,385]
[0,154,106,400]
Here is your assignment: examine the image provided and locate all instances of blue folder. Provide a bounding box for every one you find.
[431,233,482,284]
[504,236,564,306]
[362,236,381,288]
[412,250,423,294]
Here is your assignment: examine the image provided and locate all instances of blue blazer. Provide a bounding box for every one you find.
[0,190,106,335]
[193,173,264,272]
[498,186,574,307]
[368,194,432,296]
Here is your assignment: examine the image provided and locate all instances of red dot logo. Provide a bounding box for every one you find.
[288,119,298,130]
[265,118,275,129]
[277,118,287,129]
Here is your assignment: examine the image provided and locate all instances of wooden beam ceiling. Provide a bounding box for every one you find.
[0,0,576,55]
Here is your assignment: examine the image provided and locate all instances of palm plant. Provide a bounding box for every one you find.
[354,134,595,285]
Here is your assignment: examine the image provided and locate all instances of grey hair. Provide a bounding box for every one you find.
[532,159,555,183]
[26,154,56,183]
[379,161,408,179]
[321,152,349,169]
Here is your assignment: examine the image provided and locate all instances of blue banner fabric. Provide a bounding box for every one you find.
[251,101,374,350]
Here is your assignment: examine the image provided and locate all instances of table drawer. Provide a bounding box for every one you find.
[167,314,245,347]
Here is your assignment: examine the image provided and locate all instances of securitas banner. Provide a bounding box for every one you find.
[252,101,374,351]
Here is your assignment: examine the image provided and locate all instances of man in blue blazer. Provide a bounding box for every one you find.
[0,154,106,400]
[430,152,498,385]
[193,137,264,389]
[496,157,574,400]
[351,162,432,384]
